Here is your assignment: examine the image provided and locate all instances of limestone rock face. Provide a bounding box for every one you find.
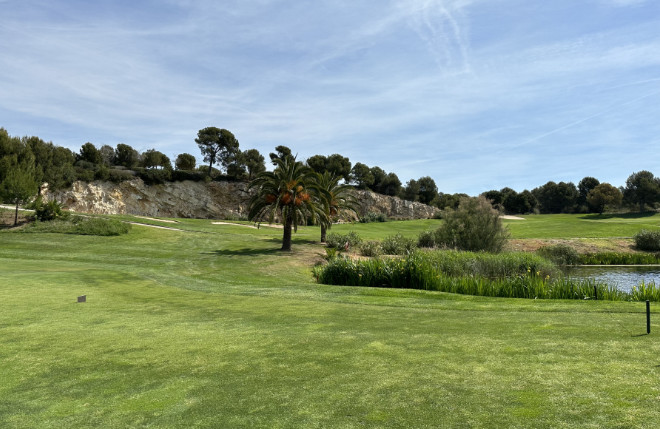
[45,179,439,220]
[352,189,439,220]
[46,179,250,219]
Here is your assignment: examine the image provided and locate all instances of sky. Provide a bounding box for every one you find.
[1,0,659,195]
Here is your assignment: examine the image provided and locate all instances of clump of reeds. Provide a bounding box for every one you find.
[313,249,660,301]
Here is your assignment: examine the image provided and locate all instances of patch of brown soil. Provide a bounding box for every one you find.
[507,238,636,254]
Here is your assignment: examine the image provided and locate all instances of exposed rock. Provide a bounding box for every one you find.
[45,179,439,220]
[352,189,439,220]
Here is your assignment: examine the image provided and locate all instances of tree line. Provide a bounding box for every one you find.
[2,126,660,218]
[480,173,658,215]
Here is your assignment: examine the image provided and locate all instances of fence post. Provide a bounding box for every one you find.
[647,300,651,335]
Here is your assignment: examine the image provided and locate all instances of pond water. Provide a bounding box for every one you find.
[565,266,660,292]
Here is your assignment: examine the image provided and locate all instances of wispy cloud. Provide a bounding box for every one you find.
[394,0,473,74]
[1,0,659,193]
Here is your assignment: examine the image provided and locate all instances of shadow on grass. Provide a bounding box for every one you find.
[580,212,658,221]
[266,237,318,245]
[205,237,319,256]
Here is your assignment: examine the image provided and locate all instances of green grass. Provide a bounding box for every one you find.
[503,212,660,239]
[2,217,660,427]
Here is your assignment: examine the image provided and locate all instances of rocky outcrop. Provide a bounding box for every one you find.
[45,179,439,220]
[45,179,250,219]
[352,189,438,220]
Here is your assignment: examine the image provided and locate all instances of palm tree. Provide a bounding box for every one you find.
[313,171,357,243]
[248,156,323,251]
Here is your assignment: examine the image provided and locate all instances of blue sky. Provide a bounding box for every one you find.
[2,0,659,194]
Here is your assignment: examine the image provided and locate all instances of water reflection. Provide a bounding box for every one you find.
[565,266,660,292]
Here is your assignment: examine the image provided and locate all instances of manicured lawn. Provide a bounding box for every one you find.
[2,216,660,427]
[502,212,660,239]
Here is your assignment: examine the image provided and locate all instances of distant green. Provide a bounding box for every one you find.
[501,212,660,239]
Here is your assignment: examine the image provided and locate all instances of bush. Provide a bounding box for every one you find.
[94,165,110,181]
[326,231,362,250]
[33,199,68,222]
[435,196,509,253]
[324,247,339,260]
[72,217,131,236]
[108,169,136,183]
[634,229,660,251]
[137,168,172,185]
[171,170,206,182]
[536,244,579,265]
[359,240,383,257]
[19,216,131,236]
[359,212,388,223]
[381,233,417,255]
[75,166,95,182]
[417,230,436,248]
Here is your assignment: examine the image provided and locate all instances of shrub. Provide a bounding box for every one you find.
[75,166,95,182]
[417,230,436,248]
[634,229,660,251]
[359,240,383,257]
[359,212,388,223]
[381,233,417,255]
[108,169,136,183]
[137,168,172,185]
[171,170,206,182]
[326,231,362,250]
[19,216,131,236]
[536,244,579,265]
[435,196,509,253]
[33,199,68,222]
[94,165,110,181]
[324,247,339,260]
[72,217,131,236]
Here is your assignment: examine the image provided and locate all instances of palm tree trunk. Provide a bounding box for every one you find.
[320,224,327,243]
[281,213,293,251]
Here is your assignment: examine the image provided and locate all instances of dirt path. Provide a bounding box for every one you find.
[134,216,178,224]
[0,204,33,212]
[211,221,283,229]
[127,222,183,231]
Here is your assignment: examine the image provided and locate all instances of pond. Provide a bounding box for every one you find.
[565,266,660,292]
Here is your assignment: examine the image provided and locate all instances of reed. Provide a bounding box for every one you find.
[630,281,660,301]
[314,250,660,301]
[577,252,660,265]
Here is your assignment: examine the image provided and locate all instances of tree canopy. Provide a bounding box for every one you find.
[195,127,240,176]
[623,170,659,212]
[175,153,196,171]
[1,157,38,225]
[587,183,622,214]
